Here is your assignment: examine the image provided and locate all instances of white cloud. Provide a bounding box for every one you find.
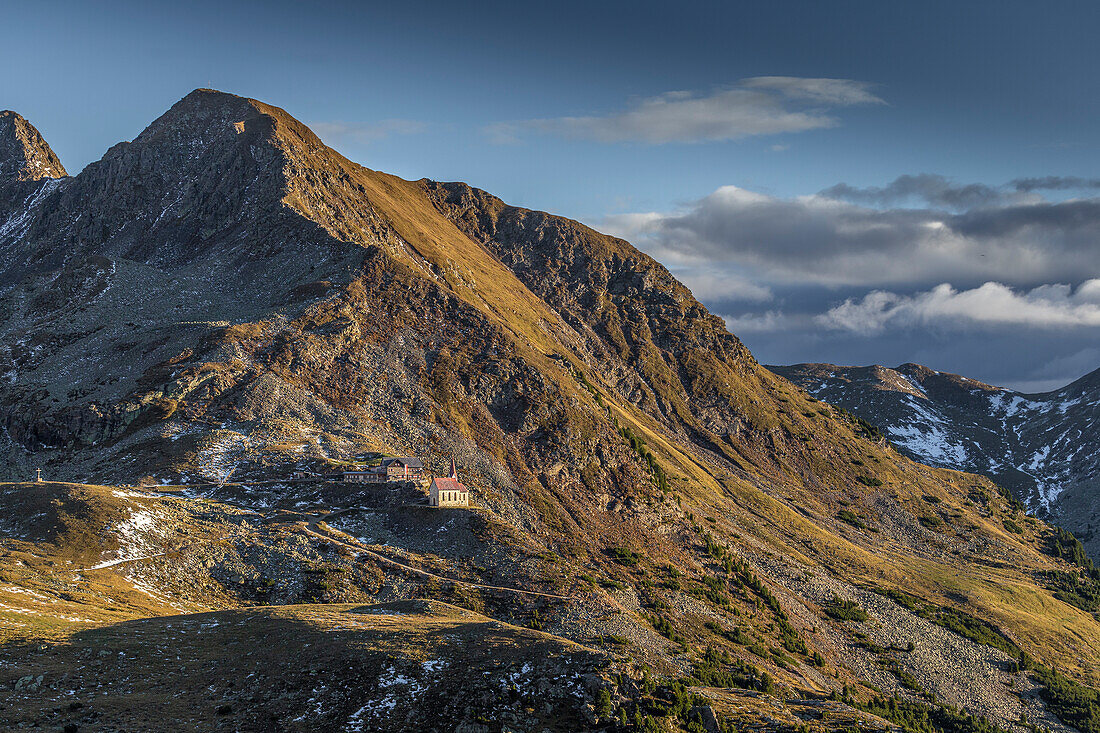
[816,281,1100,333]
[676,271,773,302]
[721,311,796,333]
[599,176,1100,387]
[741,76,885,106]
[601,211,666,239]
[487,77,883,144]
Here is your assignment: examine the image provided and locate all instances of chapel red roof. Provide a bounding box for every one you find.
[432,477,467,492]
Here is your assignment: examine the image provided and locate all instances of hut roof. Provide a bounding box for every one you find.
[383,457,425,469]
[431,477,467,493]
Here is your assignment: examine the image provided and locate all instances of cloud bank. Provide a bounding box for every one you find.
[606,185,1100,288]
[822,173,1100,210]
[817,281,1100,333]
[602,174,1100,389]
[488,77,883,144]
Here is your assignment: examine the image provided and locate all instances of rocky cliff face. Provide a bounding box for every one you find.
[772,362,1100,551]
[420,181,758,436]
[3,90,1100,732]
[0,110,67,182]
[0,111,69,279]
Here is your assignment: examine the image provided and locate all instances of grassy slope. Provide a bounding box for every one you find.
[0,482,216,642]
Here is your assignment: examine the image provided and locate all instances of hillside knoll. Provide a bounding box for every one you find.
[1,90,1099,731]
[1,599,611,732]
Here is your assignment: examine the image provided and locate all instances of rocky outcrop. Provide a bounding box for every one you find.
[421,180,776,462]
[0,111,66,182]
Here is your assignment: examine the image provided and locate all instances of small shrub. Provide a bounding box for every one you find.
[600,634,630,646]
[1033,665,1100,733]
[1048,526,1095,569]
[824,596,868,622]
[885,661,923,692]
[649,614,687,650]
[837,509,869,531]
[616,422,670,493]
[690,646,766,691]
[594,688,614,721]
[607,547,642,567]
[854,695,1009,733]
[835,408,888,442]
[1046,570,1100,612]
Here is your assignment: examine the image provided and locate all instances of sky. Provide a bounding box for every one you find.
[4,0,1100,391]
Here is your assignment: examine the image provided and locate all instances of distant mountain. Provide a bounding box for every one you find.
[2,90,1099,731]
[771,362,1100,547]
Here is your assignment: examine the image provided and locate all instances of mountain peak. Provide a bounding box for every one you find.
[116,89,333,190]
[0,110,67,181]
[134,89,323,149]
[163,88,255,116]
[133,89,266,146]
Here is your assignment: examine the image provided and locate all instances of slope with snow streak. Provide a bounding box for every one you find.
[773,362,1100,549]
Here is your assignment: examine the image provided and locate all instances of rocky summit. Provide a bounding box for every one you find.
[2,90,1100,733]
[0,110,67,183]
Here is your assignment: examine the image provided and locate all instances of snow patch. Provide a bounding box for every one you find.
[92,507,170,569]
[344,665,425,730]
[888,424,969,465]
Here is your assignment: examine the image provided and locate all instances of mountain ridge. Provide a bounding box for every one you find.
[772,361,1100,553]
[2,90,1100,731]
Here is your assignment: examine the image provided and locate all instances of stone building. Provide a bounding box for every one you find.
[341,456,425,483]
[429,460,469,507]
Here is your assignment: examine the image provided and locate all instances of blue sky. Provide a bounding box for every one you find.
[5,0,1100,390]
